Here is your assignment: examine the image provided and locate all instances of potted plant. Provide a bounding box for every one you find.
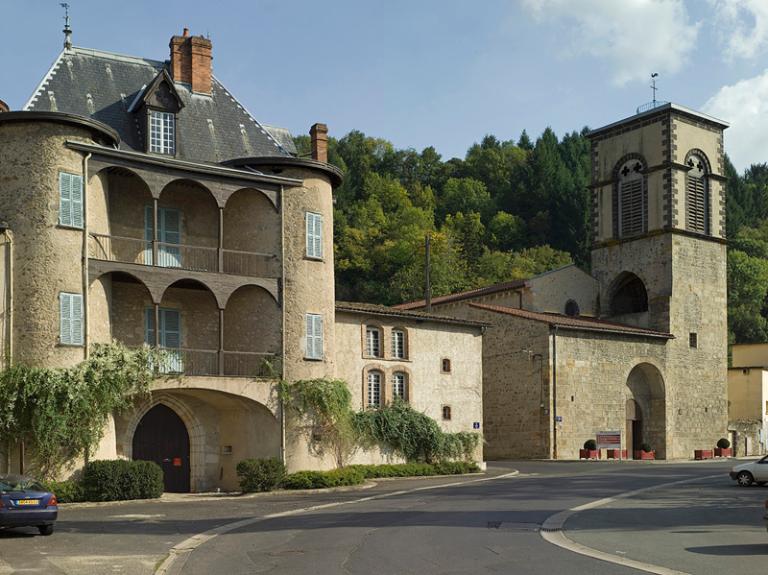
[606,448,627,460]
[715,438,732,458]
[579,439,600,460]
[634,443,655,460]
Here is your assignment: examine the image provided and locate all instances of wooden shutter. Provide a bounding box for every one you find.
[161,208,181,245]
[686,175,707,233]
[60,292,72,344]
[306,314,323,358]
[620,178,644,237]
[145,307,155,346]
[306,213,323,258]
[71,174,83,228]
[59,173,73,226]
[161,309,181,349]
[314,214,323,258]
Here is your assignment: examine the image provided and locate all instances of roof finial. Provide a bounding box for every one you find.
[651,73,659,105]
[60,3,72,50]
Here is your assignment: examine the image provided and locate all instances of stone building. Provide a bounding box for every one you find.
[0,30,483,490]
[727,344,768,456]
[400,103,729,460]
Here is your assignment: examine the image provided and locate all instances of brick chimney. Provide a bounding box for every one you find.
[169,28,213,94]
[310,123,328,163]
[0,99,8,113]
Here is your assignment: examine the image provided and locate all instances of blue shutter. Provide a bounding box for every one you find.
[71,174,83,228]
[305,314,314,357]
[145,307,155,346]
[314,214,323,258]
[161,309,181,349]
[313,314,323,358]
[60,293,72,344]
[59,173,72,226]
[71,294,83,345]
[144,206,154,265]
[158,208,181,268]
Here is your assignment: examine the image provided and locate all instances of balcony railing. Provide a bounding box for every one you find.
[153,347,282,378]
[89,233,279,278]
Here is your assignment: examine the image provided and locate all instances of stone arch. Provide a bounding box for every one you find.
[121,393,205,492]
[88,166,154,240]
[684,148,712,174]
[158,179,219,251]
[222,187,281,258]
[223,284,281,355]
[625,362,666,459]
[160,277,225,310]
[88,270,155,346]
[608,271,648,316]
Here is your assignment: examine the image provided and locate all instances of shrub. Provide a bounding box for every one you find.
[236,458,286,493]
[282,467,366,490]
[717,437,731,449]
[81,459,163,501]
[42,479,85,503]
[583,439,597,450]
[640,443,653,453]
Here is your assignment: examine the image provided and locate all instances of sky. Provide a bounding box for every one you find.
[1,0,768,171]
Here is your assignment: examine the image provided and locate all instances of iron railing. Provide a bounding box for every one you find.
[152,346,282,378]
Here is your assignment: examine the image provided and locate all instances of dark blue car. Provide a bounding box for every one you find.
[0,475,58,535]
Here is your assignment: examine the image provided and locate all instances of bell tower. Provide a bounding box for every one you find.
[587,103,729,459]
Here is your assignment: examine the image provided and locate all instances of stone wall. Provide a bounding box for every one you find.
[524,265,598,316]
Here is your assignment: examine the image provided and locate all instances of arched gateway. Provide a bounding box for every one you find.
[626,363,666,459]
[132,404,191,492]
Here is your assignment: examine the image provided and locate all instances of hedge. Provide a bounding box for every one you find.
[81,459,164,501]
[236,458,285,493]
[42,479,85,503]
[282,467,366,490]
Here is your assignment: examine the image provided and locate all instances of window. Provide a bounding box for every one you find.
[144,206,181,267]
[306,314,324,359]
[149,110,175,155]
[564,300,580,317]
[59,292,83,345]
[689,332,698,348]
[367,371,382,408]
[305,212,323,259]
[392,372,407,401]
[365,326,382,357]
[391,329,407,359]
[59,172,83,228]
[686,153,709,235]
[442,405,452,421]
[616,159,646,238]
[609,272,648,315]
[145,307,183,372]
[442,358,452,373]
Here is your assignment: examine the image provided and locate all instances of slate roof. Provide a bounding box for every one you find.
[468,303,673,339]
[335,301,487,329]
[24,47,294,164]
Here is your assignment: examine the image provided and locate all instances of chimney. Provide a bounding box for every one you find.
[169,28,213,94]
[310,123,328,163]
[0,99,8,113]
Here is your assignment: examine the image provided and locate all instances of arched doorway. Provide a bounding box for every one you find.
[132,404,191,492]
[626,363,666,459]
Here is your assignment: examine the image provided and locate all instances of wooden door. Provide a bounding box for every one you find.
[132,404,191,492]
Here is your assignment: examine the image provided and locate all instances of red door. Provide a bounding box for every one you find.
[132,404,191,492]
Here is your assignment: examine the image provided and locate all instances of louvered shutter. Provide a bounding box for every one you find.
[71,294,83,345]
[306,314,323,358]
[305,213,312,256]
[305,314,314,357]
[686,175,707,233]
[59,173,73,226]
[60,293,72,344]
[145,307,155,346]
[161,309,181,349]
[158,208,181,267]
[314,214,323,258]
[144,205,154,265]
[71,174,83,228]
[620,178,644,237]
[314,314,324,358]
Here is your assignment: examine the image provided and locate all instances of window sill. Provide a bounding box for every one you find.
[57,342,84,348]
[304,255,325,262]
[304,356,324,362]
[57,224,84,231]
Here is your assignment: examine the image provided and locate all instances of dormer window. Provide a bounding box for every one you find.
[150,110,175,155]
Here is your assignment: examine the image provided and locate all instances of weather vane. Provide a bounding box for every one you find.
[651,73,659,105]
[61,3,72,50]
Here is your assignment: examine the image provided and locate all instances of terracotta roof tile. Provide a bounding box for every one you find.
[335,301,486,328]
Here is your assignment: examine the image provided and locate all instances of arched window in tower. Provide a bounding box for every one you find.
[564,299,580,317]
[685,152,709,235]
[609,272,649,316]
[616,159,646,238]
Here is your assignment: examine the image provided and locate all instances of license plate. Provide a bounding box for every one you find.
[15,499,39,506]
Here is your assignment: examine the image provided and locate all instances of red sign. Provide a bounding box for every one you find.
[172,457,182,467]
[596,431,621,450]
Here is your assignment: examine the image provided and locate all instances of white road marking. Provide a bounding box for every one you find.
[154,470,521,575]
[540,474,722,575]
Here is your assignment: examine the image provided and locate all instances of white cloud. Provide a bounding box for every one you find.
[709,0,768,59]
[519,0,700,85]
[703,70,768,170]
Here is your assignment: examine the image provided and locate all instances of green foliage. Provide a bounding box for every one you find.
[42,479,85,503]
[583,439,597,450]
[81,459,163,501]
[236,458,286,493]
[279,378,358,467]
[717,438,731,449]
[0,343,158,478]
[353,400,480,463]
[348,462,480,478]
[640,443,653,453]
[282,467,366,490]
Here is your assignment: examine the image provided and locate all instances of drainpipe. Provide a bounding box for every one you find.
[279,184,286,467]
[2,226,13,367]
[81,153,92,359]
[551,324,558,460]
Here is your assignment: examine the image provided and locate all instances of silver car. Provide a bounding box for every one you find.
[730,455,768,487]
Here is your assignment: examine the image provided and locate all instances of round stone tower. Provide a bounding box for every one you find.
[0,111,118,368]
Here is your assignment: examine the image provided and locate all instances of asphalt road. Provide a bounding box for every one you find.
[0,460,758,575]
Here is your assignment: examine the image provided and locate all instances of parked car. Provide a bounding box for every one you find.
[0,475,58,535]
[765,499,768,532]
[729,455,768,487]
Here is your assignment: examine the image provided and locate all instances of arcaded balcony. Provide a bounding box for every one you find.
[89,272,282,378]
[87,169,281,279]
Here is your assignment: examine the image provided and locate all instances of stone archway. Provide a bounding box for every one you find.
[133,404,191,492]
[626,363,666,458]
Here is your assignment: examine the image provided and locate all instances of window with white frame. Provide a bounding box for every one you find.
[391,329,406,359]
[305,313,324,359]
[367,371,382,408]
[149,110,175,155]
[59,172,83,228]
[392,372,407,401]
[365,326,382,357]
[59,292,83,346]
[305,212,323,259]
